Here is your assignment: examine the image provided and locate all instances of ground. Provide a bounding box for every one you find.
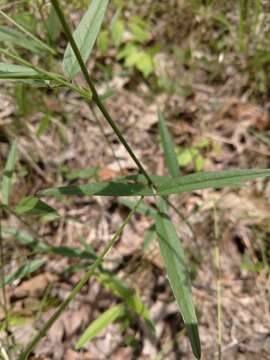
[0,1,270,359]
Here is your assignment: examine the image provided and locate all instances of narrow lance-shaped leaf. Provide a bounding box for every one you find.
[38,169,270,197]
[2,140,18,205]
[46,5,62,44]
[1,259,46,287]
[119,198,157,217]
[0,63,47,80]
[3,227,96,260]
[158,110,180,177]
[156,198,201,359]
[15,196,59,217]
[63,0,109,79]
[76,304,125,349]
[97,271,155,334]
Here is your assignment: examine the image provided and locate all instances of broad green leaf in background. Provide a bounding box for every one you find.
[38,169,270,197]
[177,149,193,167]
[123,49,154,77]
[15,196,59,217]
[97,29,109,55]
[194,154,204,172]
[117,43,137,61]
[0,27,42,54]
[158,110,180,177]
[128,16,150,43]
[156,198,201,359]
[1,140,18,205]
[111,19,124,47]
[1,259,46,287]
[76,304,125,349]
[63,0,109,79]
[134,51,154,77]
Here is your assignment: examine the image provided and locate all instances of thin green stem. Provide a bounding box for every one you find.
[0,207,9,335]
[88,104,123,173]
[0,10,56,55]
[213,206,222,360]
[18,197,142,360]
[51,0,154,188]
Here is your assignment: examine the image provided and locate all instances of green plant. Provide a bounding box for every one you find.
[0,1,270,359]
[96,4,157,78]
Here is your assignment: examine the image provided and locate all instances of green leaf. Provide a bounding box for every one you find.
[143,224,156,250]
[15,196,59,217]
[3,228,96,260]
[157,169,270,196]
[36,113,51,137]
[12,12,37,34]
[1,259,46,287]
[117,43,137,60]
[97,272,155,333]
[38,169,270,198]
[0,63,36,75]
[177,149,193,167]
[196,138,210,149]
[156,198,200,359]
[46,5,62,44]
[119,174,170,186]
[38,181,155,197]
[76,304,125,349]
[125,50,144,67]
[97,30,109,55]
[63,0,109,79]
[158,110,180,177]
[128,17,150,43]
[111,19,124,47]
[135,52,154,77]
[194,155,204,172]
[1,140,18,205]
[119,198,157,217]
[122,48,154,77]
[0,63,48,80]
[66,166,99,180]
[3,228,50,252]
[0,27,42,53]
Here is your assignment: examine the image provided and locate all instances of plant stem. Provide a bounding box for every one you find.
[18,197,142,360]
[51,0,154,188]
[213,206,222,360]
[0,207,9,335]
